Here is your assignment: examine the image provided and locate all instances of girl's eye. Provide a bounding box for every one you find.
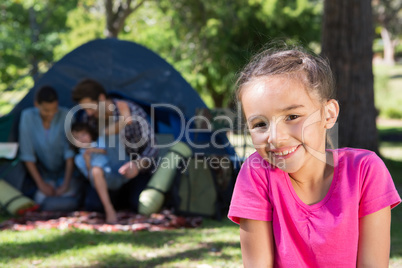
[252,122,268,129]
[286,115,299,121]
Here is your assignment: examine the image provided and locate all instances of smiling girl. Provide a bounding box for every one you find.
[228,46,401,267]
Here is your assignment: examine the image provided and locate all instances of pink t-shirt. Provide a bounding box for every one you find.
[228,148,401,267]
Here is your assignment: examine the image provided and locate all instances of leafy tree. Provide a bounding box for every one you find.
[322,0,378,153]
[156,0,322,108]
[1,0,323,113]
[53,0,105,60]
[0,0,78,93]
[53,0,171,66]
[77,0,322,107]
[372,0,402,65]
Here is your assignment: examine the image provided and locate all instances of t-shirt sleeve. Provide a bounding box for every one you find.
[228,156,273,224]
[18,110,36,162]
[359,153,401,218]
[64,140,75,160]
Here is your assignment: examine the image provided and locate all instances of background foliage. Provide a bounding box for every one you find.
[0,0,322,112]
[0,0,78,90]
[0,0,401,115]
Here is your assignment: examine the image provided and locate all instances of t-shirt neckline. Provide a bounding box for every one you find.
[284,149,340,211]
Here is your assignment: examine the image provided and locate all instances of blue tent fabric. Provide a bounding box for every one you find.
[7,38,236,157]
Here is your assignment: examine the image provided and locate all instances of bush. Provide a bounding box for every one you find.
[383,107,402,119]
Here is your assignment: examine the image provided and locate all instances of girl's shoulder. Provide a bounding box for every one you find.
[331,147,379,163]
[332,147,386,174]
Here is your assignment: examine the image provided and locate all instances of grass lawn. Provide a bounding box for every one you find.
[0,217,242,267]
[374,64,402,119]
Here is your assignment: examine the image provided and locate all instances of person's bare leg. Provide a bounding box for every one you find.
[91,167,117,223]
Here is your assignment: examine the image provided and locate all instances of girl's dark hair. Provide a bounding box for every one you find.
[35,85,58,104]
[72,78,107,102]
[71,122,98,142]
[236,44,335,103]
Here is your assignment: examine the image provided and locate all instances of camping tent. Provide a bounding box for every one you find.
[1,38,240,216]
[6,38,237,158]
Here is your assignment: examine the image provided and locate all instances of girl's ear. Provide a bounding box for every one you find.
[324,99,339,129]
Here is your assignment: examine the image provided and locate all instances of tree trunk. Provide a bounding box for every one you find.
[381,26,395,65]
[211,91,225,108]
[105,0,124,38]
[28,7,40,81]
[321,0,379,154]
[104,0,146,38]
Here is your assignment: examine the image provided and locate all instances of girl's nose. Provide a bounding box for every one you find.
[267,117,288,147]
[267,121,276,144]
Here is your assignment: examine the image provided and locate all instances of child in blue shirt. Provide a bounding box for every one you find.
[71,122,129,223]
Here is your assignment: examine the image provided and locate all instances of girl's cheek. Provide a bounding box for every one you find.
[301,116,320,135]
[300,110,323,136]
[250,131,269,149]
[291,123,304,140]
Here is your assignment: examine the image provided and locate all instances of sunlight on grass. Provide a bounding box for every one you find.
[0,219,243,267]
[380,145,402,161]
[374,64,402,119]
[378,124,402,162]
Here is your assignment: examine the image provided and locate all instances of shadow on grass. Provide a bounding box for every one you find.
[89,241,241,267]
[0,218,240,266]
[383,158,402,259]
[391,209,402,259]
[383,158,402,185]
[0,229,179,258]
[379,127,402,142]
[0,227,241,267]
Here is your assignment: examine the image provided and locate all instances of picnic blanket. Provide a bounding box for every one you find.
[0,210,203,232]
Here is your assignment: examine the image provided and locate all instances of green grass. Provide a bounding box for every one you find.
[378,125,402,163]
[374,64,402,119]
[0,218,242,267]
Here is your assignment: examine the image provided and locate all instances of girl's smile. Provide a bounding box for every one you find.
[269,144,301,158]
